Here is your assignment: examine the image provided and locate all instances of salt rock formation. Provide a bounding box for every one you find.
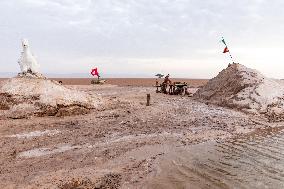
[194,63,284,122]
[18,39,40,74]
[0,39,100,119]
[0,77,100,119]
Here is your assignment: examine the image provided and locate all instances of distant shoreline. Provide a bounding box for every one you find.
[0,78,208,87]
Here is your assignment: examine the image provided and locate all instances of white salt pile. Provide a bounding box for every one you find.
[194,63,284,122]
[0,39,100,119]
[0,77,100,119]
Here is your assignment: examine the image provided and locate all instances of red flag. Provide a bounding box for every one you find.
[91,68,99,77]
[223,46,229,53]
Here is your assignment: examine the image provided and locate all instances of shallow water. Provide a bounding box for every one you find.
[146,127,284,189]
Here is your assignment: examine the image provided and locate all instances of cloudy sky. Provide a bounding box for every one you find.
[0,0,284,78]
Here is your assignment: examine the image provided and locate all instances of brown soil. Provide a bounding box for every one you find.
[0,84,274,188]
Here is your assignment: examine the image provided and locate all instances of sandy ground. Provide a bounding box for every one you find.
[0,78,208,87]
[0,84,275,188]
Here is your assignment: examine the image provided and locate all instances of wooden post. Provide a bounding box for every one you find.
[146,94,150,106]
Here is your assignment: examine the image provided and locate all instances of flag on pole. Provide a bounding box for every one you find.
[223,46,229,53]
[221,38,227,46]
[91,68,99,77]
[221,37,235,63]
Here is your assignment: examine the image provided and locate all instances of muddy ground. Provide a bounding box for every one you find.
[0,84,277,188]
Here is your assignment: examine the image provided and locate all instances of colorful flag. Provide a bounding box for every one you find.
[223,46,229,53]
[91,68,99,77]
[221,38,227,46]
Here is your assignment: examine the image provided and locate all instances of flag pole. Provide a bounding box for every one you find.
[228,50,234,63]
[222,37,235,63]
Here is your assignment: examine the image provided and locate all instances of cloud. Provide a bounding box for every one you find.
[0,0,284,78]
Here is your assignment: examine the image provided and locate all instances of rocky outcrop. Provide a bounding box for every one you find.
[194,63,284,122]
[0,77,100,119]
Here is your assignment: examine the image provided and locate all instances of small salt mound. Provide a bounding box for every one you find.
[194,63,284,122]
[0,77,100,119]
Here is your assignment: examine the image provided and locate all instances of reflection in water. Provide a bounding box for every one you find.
[145,127,284,189]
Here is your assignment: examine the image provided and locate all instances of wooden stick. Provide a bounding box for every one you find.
[146,94,150,106]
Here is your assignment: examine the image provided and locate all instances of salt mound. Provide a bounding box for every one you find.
[0,77,100,119]
[194,63,284,122]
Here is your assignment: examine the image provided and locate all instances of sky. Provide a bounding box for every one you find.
[1,0,284,78]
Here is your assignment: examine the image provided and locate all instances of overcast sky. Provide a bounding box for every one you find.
[0,0,284,78]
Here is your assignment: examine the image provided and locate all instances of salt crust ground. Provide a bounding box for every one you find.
[1,84,280,188]
[194,63,284,122]
[0,77,100,119]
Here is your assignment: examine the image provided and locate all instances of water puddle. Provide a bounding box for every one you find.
[145,127,284,189]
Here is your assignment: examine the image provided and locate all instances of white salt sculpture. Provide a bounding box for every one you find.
[18,39,40,73]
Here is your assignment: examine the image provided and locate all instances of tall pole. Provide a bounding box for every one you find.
[228,51,234,63]
[222,37,235,63]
